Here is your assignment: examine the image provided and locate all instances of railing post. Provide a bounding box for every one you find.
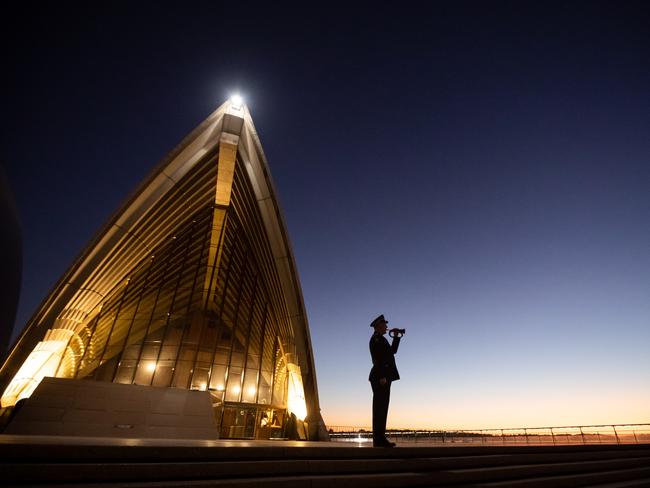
[580,426,586,445]
[501,429,505,445]
[613,425,620,445]
[632,427,638,444]
[524,428,529,445]
[551,427,556,446]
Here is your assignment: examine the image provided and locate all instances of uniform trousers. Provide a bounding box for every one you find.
[371,380,391,442]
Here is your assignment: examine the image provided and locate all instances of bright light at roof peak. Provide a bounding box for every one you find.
[230,94,243,109]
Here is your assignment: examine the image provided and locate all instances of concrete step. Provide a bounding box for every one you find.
[471,466,650,487]
[589,478,650,488]
[5,451,650,484]
[6,459,650,487]
[8,467,650,488]
[7,472,435,488]
[3,440,650,487]
[439,457,650,485]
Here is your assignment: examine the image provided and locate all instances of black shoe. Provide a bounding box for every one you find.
[373,440,396,448]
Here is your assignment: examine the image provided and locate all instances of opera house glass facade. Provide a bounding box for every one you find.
[0,98,326,440]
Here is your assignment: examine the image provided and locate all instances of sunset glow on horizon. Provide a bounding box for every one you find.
[321,387,650,431]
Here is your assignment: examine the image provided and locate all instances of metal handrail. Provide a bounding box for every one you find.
[327,423,650,446]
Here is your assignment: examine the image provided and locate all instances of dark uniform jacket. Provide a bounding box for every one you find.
[368,332,401,383]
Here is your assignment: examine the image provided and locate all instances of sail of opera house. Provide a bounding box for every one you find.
[0,98,327,440]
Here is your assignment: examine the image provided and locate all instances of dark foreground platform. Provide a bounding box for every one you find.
[1,435,649,487]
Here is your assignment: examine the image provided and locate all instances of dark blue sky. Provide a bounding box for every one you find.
[3,2,649,428]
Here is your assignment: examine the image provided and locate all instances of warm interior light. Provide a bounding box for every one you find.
[1,329,74,407]
[247,386,257,397]
[232,384,241,395]
[216,384,225,392]
[287,363,307,421]
[145,362,157,372]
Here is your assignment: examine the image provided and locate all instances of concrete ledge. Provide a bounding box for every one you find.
[0,434,647,461]
[4,377,218,439]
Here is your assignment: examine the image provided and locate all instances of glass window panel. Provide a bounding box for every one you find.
[172,360,192,388]
[248,313,261,358]
[261,329,274,372]
[184,239,205,265]
[272,347,287,407]
[127,317,153,344]
[242,368,258,403]
[221,278,240,329]
[247,332,260,357]
[97,344,121,368]
[93,356,119,382]
[196,350,213,363]
[141,345,160,360]
[179,345,197,361]
[218,327,232,347]
[133,360,155,386]
[121,344,141,360]
[151,360,174,387]
[135,299,157,319]
[189,293,205,312]
[209,364,227,392]
[93,316,124,345]
[259,370,273,403]
[212,266,227,300]
[153,288,175,319]
[118,294,140,315]
[159,345,179,361]
[145,325,165,343]
[237,289,253,336]
[247,340,260,360]
[220,406,237,439]
[257,385,271,405]
[199,321,218,351]
[247,354,260,370]
[191,366,210,391]
[225,366,242,402]
[183,313,204,344]
[110,318,135,343]
[214,346,230,365]
[224,269,239,296]
[114,360,136,384]
[230,351,244,368]
[163,318,185,345]
[90,316,116,356]
[210,390,225,429]
[171,286,193,315]
[123,328,146,348]
[221,306,236,331]
[232,335,245,353]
